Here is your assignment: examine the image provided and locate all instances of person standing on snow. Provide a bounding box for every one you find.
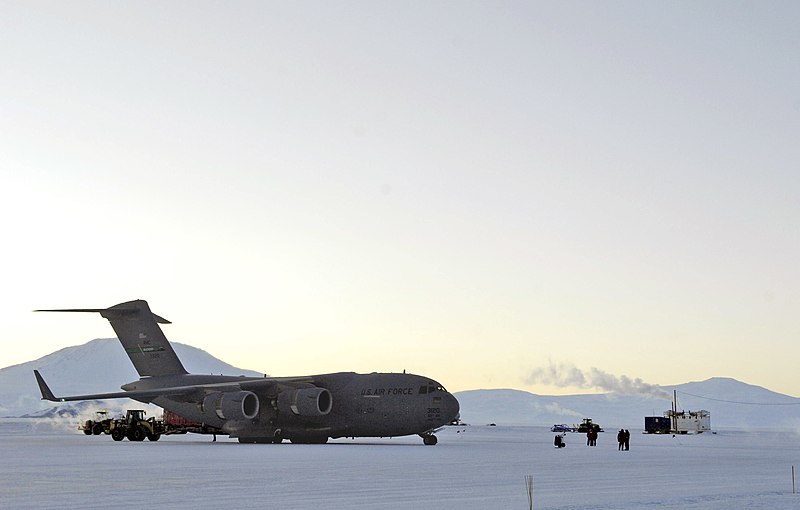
[587,427,598,446]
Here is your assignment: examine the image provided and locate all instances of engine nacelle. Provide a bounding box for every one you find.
[202,391,260,421]
[278,387,332,417]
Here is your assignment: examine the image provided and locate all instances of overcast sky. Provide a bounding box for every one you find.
[1,1,798,396]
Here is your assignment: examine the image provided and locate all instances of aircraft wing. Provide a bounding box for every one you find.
[33,370,315,403]
[33,370,204,402]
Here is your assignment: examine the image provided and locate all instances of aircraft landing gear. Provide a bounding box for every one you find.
[421,433,438,446]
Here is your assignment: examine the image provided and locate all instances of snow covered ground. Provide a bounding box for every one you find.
[2,419,799,509]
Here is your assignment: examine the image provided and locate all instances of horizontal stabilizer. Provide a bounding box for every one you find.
[34,307,171,324]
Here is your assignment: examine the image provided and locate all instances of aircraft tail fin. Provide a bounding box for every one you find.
[36,300,188,377]
[34,369,58,401]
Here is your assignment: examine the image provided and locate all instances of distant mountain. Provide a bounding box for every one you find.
[455,378,800,430]
[0,338,264,417]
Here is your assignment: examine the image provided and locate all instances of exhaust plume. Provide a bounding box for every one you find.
[527,362,671,400]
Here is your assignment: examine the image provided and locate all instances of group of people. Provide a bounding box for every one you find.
[616,429,630,451]
[553,428,632,450]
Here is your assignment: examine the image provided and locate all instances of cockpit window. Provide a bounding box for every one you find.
[425,383,447,393]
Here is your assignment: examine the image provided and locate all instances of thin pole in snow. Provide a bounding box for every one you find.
[525,475,534,509]
[792,465,795,494]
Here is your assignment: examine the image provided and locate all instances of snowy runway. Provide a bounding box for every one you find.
[1,420,799,509]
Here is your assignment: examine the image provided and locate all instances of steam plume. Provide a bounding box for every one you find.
[527,362,671,400]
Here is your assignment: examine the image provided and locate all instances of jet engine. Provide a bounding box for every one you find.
[278,387,332,417]
[202,391,260,421]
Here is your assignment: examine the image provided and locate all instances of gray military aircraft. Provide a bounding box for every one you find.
[33,299,460,445]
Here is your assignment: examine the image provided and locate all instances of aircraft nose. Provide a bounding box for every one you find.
[444,392,460,423]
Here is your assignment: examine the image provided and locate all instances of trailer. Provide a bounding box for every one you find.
[644,416,671,434]
[162,409,220,435]
[667,409,711,434]
[664,389,712,434]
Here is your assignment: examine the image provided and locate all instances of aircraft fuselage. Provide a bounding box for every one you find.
[123,371,459,443]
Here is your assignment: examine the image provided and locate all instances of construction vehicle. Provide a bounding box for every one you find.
[80,410,114,436]
[576,418,603,433]
[109,409,163,442]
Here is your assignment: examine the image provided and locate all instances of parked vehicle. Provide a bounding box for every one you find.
[576,418,603,433]
[80,410,114,436]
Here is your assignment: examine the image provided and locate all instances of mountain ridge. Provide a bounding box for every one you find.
[455,378,800,429]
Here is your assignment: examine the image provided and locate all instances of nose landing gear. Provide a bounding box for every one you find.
[420,433,438,446]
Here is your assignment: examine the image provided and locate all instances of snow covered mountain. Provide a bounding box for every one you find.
[455,379,800,430]
[0,338,263,417]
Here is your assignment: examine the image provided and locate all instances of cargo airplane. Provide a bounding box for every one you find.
[33,299,460,445]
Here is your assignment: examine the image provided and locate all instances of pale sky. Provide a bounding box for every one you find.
[2,1,799,396]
